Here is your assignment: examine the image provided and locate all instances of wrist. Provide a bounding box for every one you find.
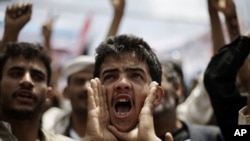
[114,9,124,15]
[2,31,18,43]
[4,27,21,37]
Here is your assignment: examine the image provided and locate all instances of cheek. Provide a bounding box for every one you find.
[0,79,16,95]
[135,88,148,108]
[37,86,49,99]
[2,78,17,88]
[70,87,80,95]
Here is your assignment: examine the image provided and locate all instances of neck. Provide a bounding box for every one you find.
[71,110,87,137]
[154,109,183,137]
[8,118,41,141]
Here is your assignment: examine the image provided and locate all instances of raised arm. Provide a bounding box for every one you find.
[42,17,55,54]
[209,0,241,51]
[105,0,125,38]
[221,0,240,41]
[0,1,32,51]
[219,0,250,111]
[208,0,225,53]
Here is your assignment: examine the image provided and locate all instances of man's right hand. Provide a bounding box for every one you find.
[5,1,32,33]
[84,78,117,141]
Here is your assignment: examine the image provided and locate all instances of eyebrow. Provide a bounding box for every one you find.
[8,66,24,71]
[101,67,145,76]
[101,68,118,76]
[125,67,145,74]
[8,66,45,75]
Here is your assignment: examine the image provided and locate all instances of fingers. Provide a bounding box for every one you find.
[111,0,125,12]
[6,1,32,19]
[218,0,226,9]
[91,78,99,108]
[143,81,159,113]
[87,79,96,110]
[89,78,106,112]
[139,81,158,118]
[165,132,174,141]
[137,81,158,139]
[102,85,108,111]
[96,78,104,115]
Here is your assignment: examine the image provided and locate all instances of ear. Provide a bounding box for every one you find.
[174,83,185,103]
[154,86,164,106]
[174,83,183,98]
[46,86,53,99]
[45,86,53,107]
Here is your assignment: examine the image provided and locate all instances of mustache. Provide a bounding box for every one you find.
[12,89,37,101]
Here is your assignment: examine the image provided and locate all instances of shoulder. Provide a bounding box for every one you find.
[0,121,18,141]
[184,122,224,141]
[187,122,220,132]
[42,107,70,132]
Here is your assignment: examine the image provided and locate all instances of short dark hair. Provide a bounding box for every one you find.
[161,60,187,96]
[0,42,52,85]
[94,34,162,84]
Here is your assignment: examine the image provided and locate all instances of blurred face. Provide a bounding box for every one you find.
[153,72,176,116]
[65,65,94,113]
[99,52,152,132]
[0,56,50,119]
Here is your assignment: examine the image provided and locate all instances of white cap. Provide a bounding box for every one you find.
[62,55,95,78]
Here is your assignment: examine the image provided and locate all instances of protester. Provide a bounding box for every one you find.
[42,55,95,140]
[83,34,173,141]
[0,42,74,141]
[154,60,224,141]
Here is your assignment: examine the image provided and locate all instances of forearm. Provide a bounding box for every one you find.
[208,0,225,53]
[43,37,52,52]
[106,10,124,38]
[225,9,240,41]
[2,27,19,41]
[0,29,19,52]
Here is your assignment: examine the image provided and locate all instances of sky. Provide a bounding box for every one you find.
[0,0,250,87]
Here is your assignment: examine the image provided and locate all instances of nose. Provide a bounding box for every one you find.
[19,72,34,89]
[115,76,131,91]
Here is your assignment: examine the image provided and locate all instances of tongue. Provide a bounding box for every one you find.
[117,106,130,113]
[116,101,131,113]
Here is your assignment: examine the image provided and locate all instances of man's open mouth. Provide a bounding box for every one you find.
[114,95,132,117]
[14,90,35,103]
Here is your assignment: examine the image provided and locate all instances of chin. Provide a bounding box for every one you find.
[112,119,137,132]
[116,124,135,132]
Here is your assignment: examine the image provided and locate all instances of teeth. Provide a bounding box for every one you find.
[117,112,126,116]
[118,98,129,102]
